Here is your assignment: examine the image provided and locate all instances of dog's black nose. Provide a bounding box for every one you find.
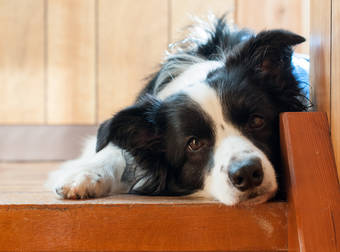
[228,157,263,191]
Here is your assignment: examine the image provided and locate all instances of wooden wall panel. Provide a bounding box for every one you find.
[98,0,168,122]
[0,0,44,124]
[47,0,95,124]
[331,0,340,180]
[170,0,235,43]
[310,0,331,119]
[236,0,309,54]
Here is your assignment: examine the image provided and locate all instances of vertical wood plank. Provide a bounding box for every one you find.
[47,0,95,124]
[236,0,309,54]
[170,0,235,43]
[98,0,168,122]
[310,0,331,119]
[331,0,340,180]
[0,0,44,124]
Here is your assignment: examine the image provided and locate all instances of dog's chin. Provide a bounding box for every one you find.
[237,189,277,206]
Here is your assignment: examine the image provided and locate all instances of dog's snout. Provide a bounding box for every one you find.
[228,157,263,191]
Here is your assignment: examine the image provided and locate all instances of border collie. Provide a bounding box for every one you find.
[47,15,309,205]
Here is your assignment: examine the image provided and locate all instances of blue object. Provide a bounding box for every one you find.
[292,54,310,99]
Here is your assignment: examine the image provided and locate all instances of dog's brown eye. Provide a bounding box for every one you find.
[187,137,204,152]
[248,115,265,129]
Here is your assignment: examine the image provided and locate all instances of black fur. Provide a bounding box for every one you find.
[97,94,215,195]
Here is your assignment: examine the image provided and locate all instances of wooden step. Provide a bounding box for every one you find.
[0,162,287,252]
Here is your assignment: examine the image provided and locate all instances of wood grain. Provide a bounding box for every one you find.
[331,0,340,180]
[0,162,287,251]
[47,0,96,124]
[170,0,235,43]
[0,0,44,124]
[280,112,340,252]
[98,0,168,122]
[236,0,309,54]
[310,0,331,119]
[0,203,287,252]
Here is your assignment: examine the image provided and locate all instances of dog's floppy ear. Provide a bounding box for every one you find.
[227,30,308,111]
[96,95,168,195]
[250,30,305,75]
[96,95,163,153]
[96,118,114,152]
[228,29,305,75]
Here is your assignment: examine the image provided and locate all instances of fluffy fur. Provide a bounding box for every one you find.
[47,15,308,205]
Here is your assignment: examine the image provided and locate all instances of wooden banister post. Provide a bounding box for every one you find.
[280,112,340,251]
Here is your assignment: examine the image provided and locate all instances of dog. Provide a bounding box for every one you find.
[47,15,309,205]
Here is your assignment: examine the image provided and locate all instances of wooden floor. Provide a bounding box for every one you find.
[0,162,288,252]
[0,162,218,205]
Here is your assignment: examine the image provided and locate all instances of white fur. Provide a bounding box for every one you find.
[154,53,206,94]
[166,13,234,60]
[46,137,130,199]
[157,61,223,100]
[200,136,277,205]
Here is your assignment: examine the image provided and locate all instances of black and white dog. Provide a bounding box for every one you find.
[48,16,308,205]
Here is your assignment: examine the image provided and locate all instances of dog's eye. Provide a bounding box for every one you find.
[248,115,265,129]
[187,137,204,152]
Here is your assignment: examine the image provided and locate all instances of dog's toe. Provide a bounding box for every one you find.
[53,172,107,200]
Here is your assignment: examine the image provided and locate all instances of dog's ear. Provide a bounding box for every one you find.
[96,118,114,152]
[227,30,305,75]
[96,95,168,195]
[227,30,308,111]
[96,95,163,153]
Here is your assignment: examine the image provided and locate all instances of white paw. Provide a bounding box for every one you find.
[46,161,111,199]
[46,142,130,199]
[54,171,109,199]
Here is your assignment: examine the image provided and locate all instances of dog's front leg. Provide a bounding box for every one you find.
[47,137,130,199]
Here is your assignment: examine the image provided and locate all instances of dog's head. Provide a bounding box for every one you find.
[96,29,308,205]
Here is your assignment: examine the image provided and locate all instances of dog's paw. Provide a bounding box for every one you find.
[55,171,109,199]
[46,164,111,200]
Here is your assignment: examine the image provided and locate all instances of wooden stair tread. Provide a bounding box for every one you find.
[0,162,221,205]
[0,162,287,251]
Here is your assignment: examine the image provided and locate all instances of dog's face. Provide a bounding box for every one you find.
[96,29,307,205]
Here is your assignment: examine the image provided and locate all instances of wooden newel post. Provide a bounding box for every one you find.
[280,112,340,252]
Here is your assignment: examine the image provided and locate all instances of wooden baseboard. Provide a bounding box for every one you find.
[0,125,97,161]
